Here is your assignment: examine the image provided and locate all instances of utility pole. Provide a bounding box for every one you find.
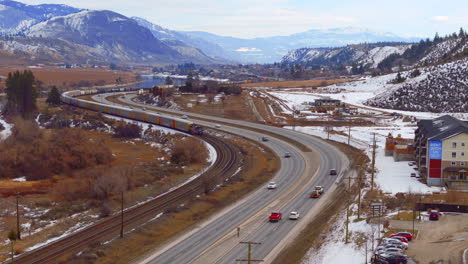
[345,203,350,244]
[371,133,377,191]
[347,126,351,145]
[16,192,21,240]
[120,191,124,238]
[236,241,263,264]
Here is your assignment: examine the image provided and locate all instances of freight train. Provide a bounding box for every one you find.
[61,88,203,135]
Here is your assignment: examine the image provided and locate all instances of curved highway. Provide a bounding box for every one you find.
[93,93,349,264]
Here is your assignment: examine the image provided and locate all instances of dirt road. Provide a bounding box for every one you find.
[406,214,468,263]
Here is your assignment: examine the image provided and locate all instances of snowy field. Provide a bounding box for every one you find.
[287,124,443,194]
[268,74,468,120]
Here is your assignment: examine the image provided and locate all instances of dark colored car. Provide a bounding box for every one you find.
[329,169,337,175]
[390,232,413,241]
[381,253,408,264]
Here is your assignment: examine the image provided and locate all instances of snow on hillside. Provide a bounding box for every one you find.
[367,57,468,113]
[0,117,12,140]
[281,44,410,68]
[421,37,468,64]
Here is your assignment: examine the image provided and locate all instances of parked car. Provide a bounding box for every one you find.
[390,236,409,243]
[390,232,413,241]
[267,182,277,189]
[329,169,337,175]
[289,211,300,220]
[379,253,408,264]
[381,240,408,249]
[429,210,440,221]
[377,247,403,255]
[315,186,324,194]
[310,190,321,198]
[269,211,282,222]
[284,152,291,158]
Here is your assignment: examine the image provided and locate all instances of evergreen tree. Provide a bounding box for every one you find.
[185,72,194,91]
[459,27,466,38]
[165,76,173,85]
[46,86,61,105]
[4,70,38,118]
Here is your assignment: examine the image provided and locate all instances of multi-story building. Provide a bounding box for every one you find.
[414,115,468,189]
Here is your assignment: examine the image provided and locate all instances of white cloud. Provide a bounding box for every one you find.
[431,16,449,22]
[235,47,263,52]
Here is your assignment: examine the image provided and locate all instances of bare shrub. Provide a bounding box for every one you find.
[170,137,208,166]
[113,123,142,138]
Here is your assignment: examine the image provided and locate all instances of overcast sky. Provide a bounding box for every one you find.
[18,0,468,38]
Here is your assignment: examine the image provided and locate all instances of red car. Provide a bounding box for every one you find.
[390,236,409,243]
[310,190,321,198]
[390,232,413,241]
[269,211,282,222]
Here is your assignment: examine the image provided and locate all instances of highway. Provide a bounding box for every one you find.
[93,93,349,264]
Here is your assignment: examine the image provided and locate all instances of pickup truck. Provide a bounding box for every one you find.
[269,211,282,222]
[315,186,324,194]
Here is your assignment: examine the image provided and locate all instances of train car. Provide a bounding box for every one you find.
[61,90,201,135]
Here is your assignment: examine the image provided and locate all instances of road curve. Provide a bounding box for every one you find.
[95,93,349,264]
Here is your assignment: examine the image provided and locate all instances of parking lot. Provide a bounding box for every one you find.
[406,214,468,263]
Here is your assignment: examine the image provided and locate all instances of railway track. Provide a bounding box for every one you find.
[9,134,242,264]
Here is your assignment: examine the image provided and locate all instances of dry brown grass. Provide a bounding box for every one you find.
[0,66,136,90]
[172,91,258,122]
[71,134,279,264]
[241,79,354,89]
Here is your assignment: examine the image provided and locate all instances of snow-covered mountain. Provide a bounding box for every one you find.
[131,17,238,62]
[182,27,419,63]
[282,43,410,69]
[0,0,82,34]
[24,10,218,64]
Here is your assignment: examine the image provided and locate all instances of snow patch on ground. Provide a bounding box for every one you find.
[287,125,443,194]
[0,117,12,140]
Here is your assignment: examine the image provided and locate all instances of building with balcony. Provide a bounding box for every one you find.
[414,115,468,189]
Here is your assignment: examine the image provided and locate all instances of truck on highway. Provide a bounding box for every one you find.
[269,211,282,222]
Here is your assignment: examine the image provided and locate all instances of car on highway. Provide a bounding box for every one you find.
[269,211,282,222]
[284,152,291,158]
[329,169,337,175]
[315,186,324,194]
[267,182,277,189]
[289,211,300,220]
[215,124,221,128]
[310,190,321,198]
[390,232,413,241]
[181,115,188,119]
[261,136,269,142]
[142,107,146,111]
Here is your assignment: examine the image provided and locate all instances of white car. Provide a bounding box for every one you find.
[181,115,188,119]
[215,124,221,128]
[267,182,277,189]
[289,211,300,220]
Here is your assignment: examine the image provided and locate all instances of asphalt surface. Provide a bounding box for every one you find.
[92,93,348,264]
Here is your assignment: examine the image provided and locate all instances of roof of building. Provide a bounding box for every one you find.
[417,115,468,141]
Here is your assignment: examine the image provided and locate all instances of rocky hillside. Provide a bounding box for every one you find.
[0,0,82,34]
[282,43,410,69]
[366,57,468,113]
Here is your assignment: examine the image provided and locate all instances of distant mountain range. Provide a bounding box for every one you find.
[0,0,422,64]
